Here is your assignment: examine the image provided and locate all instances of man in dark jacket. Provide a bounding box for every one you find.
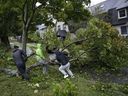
[56,25,67,41]
[12,45,29,80]
[54,48,74,78]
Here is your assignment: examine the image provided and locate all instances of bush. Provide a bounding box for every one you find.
[34,19,128,70]
[77,18,128,69]
[0,48,14,68]
[52,79,78,96]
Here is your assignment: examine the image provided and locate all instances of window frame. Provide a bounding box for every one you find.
[120,26,128,35]
[118,8,127,19]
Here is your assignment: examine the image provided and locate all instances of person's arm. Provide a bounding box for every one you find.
[21,50,27,61]
[21,50,27,57]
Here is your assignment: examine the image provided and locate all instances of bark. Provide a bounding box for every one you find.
[22,25,28,53]
[22,0,37,53]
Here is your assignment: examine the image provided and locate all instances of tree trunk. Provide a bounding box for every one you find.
[22,0,36,53]
[0,36,10,49]
[22,25,27,53]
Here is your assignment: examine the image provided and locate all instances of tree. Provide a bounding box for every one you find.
[82,18,128,69]
[0,0,20,48]
[16,0,91,52]
[0,0,91,51]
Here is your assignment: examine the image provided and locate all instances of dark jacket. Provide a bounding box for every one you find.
[57,30,67,37]
[13,49,27,65]
[55,51,69,65]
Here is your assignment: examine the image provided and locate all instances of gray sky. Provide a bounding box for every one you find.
[91,0,106,6]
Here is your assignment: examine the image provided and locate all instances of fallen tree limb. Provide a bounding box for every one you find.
[26,63,41,72]
[61,38,87,52]
[0,61,55,76]
[0,48,86,76]
[0,68,18,76]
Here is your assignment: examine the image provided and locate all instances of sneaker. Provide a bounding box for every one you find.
[64,75,69,78]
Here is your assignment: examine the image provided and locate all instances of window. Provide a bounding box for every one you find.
[118,9,127,19]
[121,26,128,35]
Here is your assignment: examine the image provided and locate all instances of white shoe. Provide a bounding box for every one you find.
[64,75,69,78]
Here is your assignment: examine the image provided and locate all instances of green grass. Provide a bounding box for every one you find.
[0,65,128,96]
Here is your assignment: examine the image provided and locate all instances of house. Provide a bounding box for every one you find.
[36,22,69,39]
[90,0,128,37]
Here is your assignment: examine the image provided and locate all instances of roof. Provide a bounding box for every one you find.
[114,0,128,9]
[90,0,128,13]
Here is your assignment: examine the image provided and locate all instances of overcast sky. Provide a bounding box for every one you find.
[91,0,106,6]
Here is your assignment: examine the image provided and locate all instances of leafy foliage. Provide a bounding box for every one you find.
[0,0,21,36]
[0,48,14,68]
[78,18,128,69]
[52,79,77,96]
[93,82,128,96]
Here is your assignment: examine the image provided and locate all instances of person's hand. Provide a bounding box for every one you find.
[24,58,28,62]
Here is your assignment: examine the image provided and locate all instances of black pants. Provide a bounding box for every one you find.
[16,63,29,80]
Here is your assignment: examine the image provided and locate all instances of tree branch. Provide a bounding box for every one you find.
[25,0,37,30]
[61,38,87,52]
[22,0,28,24]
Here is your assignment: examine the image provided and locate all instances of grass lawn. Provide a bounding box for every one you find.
[0,65,128,96]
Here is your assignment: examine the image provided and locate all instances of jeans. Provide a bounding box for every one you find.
[59,62,73,77]
[17,63,29,80]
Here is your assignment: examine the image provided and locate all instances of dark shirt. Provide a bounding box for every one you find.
[57,30,67,37]
[55,51,69,65]
[13,49,27,65]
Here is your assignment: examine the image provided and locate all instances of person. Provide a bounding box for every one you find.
[36,43,48,74]
[12,45,29,80]
[53,48,74,78]
[56,25,67,41]
[56,25,61,37]
[60,25,67,41]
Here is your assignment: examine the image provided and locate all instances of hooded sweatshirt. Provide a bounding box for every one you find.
[36,44,45,61]
[55,51,69,65]
[13,48,27,65]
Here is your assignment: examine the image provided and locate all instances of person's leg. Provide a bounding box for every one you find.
[17,64,24,79]
[65,62,74,77]
[22,72,29,80]
[59,65,68,78]
[42,63,48,74]
[19,64,29,80]
[39,60,48,74]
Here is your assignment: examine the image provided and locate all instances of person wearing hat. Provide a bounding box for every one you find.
[12,45,29,80]
[36,43,48,74]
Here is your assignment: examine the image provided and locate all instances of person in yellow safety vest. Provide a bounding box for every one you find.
[36,43,48,74]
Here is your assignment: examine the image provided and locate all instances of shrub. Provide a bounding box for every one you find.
[52,79,78,96]
[77,18,128,69]
[0,48,14,68]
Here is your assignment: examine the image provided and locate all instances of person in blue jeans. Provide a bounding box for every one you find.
[55,51,74,78]
[52,48,74,78]
[12,45,29,80]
